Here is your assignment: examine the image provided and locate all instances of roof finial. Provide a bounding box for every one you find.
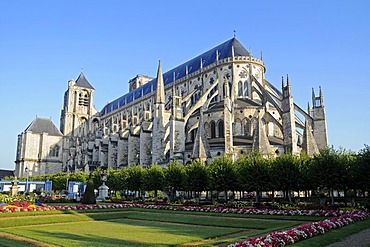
[282,76,284,88]
[260,51,263,61]
[286,74,290,86]
[233,30,236,38]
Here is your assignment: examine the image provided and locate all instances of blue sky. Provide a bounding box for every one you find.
[1,1,369,170]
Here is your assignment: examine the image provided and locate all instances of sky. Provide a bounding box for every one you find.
[1,1,369,170]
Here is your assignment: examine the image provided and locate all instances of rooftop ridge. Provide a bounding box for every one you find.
[102,37,249,116]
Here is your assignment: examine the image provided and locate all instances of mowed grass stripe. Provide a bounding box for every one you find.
[109,211,300,230]
[123,207,326,221]
[2,219,243,247]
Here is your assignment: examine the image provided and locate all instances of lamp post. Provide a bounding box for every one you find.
[25,167,29,193]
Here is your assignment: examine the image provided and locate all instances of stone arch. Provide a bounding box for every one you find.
[238,81,243,97]
[244,81,249,96]
[210,121,216,138]
[242,118,250,136]
[234,118,242,136]
[218,120,224,138]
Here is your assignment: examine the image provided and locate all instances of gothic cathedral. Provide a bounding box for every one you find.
[15,38,328,177]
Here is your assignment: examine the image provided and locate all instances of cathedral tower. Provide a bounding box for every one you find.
[60,72,96,137]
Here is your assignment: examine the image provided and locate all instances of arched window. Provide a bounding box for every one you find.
[238,81,243,96]
[218,120,224,138]
[49,145,60,157]
[210,121,216,138]
[191,128,197,142]
[244,121,249,136]
[234,119,242,135]
[244,81,249,96]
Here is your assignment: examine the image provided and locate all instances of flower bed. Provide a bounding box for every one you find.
[227,210,370,247]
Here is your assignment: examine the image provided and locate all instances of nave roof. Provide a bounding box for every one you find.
[102,37,249,116]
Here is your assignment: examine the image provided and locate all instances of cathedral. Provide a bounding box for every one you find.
[15,38,328,177]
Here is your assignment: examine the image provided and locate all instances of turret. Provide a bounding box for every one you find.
[311,87,328,151]
[152,61,167,165]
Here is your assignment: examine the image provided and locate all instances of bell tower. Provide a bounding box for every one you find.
[60,72,96,137]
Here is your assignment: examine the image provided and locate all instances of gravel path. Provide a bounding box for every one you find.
[326,227,370,247]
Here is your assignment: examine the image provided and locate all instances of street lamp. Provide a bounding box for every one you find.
[25,167,29,193]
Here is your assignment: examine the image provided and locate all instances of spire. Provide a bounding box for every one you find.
[260,51,263,61]
[319,86,324,106]
[312,88,316,108]
[286,74,290,87]
[155,60,165,104]
[282,76,285,89]
[307,102,311,116]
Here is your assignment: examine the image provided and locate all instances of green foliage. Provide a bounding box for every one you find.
[126,165,144,195]
[143,165,165,198]
[184,160,209,194]
[271,154,300,192]
[353,145,370,192]
[207,155,237,197]
[164,161,185,201]
[81,177,96,204]
[236,153,271,202]
[106,168,126,192]
[310,149,348,191]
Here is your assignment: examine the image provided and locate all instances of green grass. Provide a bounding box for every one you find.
[124,207,327,221]
[0,207,367,246]
[2,219,241,246]
[293,218,370,247]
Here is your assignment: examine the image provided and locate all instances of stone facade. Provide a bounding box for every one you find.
[15,38,328,176]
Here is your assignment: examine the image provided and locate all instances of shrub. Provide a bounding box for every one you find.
[81,178,96,204]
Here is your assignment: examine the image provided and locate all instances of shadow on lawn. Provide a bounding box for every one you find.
[29,230,162,247]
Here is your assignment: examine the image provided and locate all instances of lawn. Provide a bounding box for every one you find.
[0,208,301,246]
[0,207,368,246]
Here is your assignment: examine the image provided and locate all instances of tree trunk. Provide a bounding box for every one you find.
[256,190,260,203]
[330,189,334,205]
[287,190,292,204]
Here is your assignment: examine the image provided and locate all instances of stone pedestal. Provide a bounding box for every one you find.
[10,177,19,196]
[97,182,109,201]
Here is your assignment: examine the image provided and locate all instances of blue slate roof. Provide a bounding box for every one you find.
[25,117,63,136]
[76,72,94,90]
[101,38,249,116]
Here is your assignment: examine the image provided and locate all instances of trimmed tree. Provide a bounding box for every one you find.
[81,176,96,204]
[208,155,236,202]
[143,165,165,200]
[164,161,185,202]
[236,153,271,203]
